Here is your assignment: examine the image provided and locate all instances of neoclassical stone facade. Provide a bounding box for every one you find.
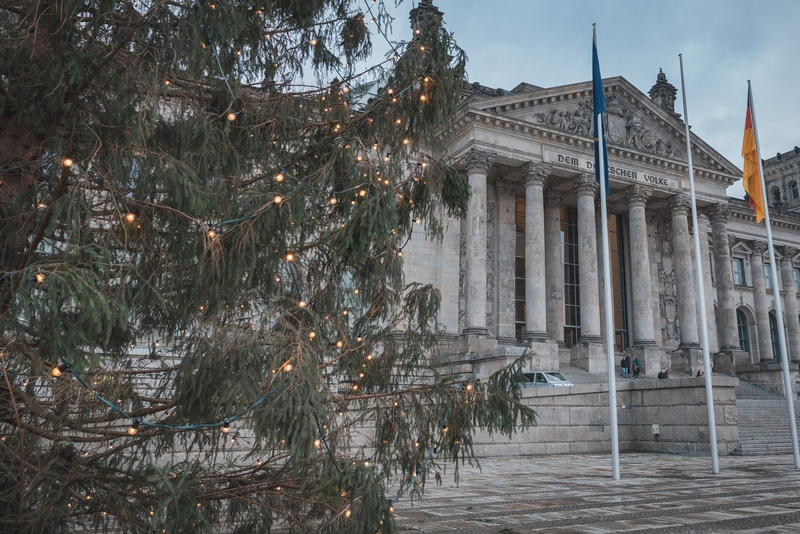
[403,71,800,382]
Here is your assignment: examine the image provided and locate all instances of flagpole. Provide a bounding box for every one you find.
[594,24,620,481]
[749,80,800,468]
[679,55,719,474]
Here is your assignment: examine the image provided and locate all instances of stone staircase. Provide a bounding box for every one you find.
[733,398,800,455]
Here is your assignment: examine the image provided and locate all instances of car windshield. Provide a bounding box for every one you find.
[544,372,568,382]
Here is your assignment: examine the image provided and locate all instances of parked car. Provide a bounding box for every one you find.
[522,372,573,387]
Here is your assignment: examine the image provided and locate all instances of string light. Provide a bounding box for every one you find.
[34,273,45,283]
[125,213,136,222]
[329,197,337,205]
[62,158,74,167]
[298,299,307,308]
[275,173,284,182]
[127,420,140,436]
[207,230,217,238]
[227,112,237,121]
[273,195,283,204]
[51,363,68,377]
[221,420,231,433]
[285,253,295,262]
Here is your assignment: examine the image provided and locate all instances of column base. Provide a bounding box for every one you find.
[462,327,489,337]
[451,334,497,355]
[523,331,550,343]
[628,344,666,377]
[523,339,560,371]
[570,340,607,374]
[670,345,703,376]
[713,349,748,377]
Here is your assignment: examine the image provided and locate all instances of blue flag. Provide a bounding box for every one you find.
[592,28,609,195]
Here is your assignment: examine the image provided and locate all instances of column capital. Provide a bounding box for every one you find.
[752,240,768,255]
[543,189,562,209]
[624,185,652,207]
[460,149,496,174]
[521,162,552,187]
[495,180,518,197]
[669,194,691,216]
[781,246,798,261]
[728,236,737,251]
[705,202,731,224]
[573,173,599,197]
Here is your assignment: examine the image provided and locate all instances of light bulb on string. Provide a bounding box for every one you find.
[285,253,294,262]
[62,158,74,168]
[298,299,307,308]
[275,173,284,182]
[34,273,45,283]
[274,195,283,204]
[221,420,231,434]
[207,229,217,238]
[127,420,140,436]
[329,196,337,205]
[227,112,237,122]
[124,213,136,222]
[51,363,68,377]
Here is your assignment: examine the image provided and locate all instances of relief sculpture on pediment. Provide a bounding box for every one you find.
[534,94,683,160]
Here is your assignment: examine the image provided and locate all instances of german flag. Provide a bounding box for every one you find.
[742,86,764,223]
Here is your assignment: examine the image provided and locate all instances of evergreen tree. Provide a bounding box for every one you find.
[0,1,536,532]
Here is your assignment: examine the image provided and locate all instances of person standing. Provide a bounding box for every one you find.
[632,357,640,379]
[620,355,629,377]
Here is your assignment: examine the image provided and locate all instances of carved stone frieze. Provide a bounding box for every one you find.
[486,200,495,330]
[535,94,684,160]
[650,214,680,347]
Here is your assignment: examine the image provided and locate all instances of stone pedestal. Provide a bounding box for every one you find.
[570,340,607,374]
[670,346,703,376]
[628,344,666,377]
[713,349,749,377]
[448,334,498,356]
[524,339,560,371]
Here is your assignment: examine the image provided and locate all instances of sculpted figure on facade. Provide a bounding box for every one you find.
[535,93,683,160]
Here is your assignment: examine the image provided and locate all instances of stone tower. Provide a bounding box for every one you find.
[648,69,680,119]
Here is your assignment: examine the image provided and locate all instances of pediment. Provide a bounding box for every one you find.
[465,77,741,178]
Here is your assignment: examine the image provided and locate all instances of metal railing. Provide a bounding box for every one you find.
[736,381,800,400]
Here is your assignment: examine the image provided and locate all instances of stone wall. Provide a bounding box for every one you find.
[470,376,740,457]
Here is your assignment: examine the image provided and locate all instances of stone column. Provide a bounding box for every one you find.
[696,213,719,354]
[707,204,746,374]
[626,185,655,345]
[544,190,565,348]
[750,240,774,363]
[780,247,800,363]
[495,181,518,344]
[625,186,663,375]
[570,174,605,373]
[669,194,701,375]
[522,163,549,342]
[461,149,495,337]
[520,163,559,369]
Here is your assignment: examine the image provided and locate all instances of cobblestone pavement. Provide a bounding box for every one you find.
[394,453,800,533]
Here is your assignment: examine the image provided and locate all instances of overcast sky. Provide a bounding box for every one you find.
[370,0,800,198]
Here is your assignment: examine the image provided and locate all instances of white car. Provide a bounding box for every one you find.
[522,372,573,387]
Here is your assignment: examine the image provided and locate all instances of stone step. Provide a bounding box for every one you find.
[735,399,800,456]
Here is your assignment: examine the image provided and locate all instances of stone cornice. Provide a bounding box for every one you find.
[442,109,739,188]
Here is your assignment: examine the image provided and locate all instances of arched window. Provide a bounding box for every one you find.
[736,309,750,354]
[791,180,799,200]
[769,312,781,361]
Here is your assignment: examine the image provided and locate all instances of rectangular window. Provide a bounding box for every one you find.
[515,198,526,341]
[732,258,745,286]
[794,268,800,294]
[764,263,773,291]
[609,214,629,352]
[561,206,581,348]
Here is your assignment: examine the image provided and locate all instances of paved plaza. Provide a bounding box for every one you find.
[394,453,800,533]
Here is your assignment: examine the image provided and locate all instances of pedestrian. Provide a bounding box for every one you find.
[632,357,640,379]
[657,369,667,380]
[624,354,631,377]
[620,355,629,377]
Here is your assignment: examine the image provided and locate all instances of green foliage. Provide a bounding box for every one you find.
[0,1,537,532]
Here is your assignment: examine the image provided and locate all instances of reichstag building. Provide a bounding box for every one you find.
[405,69,800,386]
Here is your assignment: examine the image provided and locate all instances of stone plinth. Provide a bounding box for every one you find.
[524,339,559,372]
[570,341,607,374]
[736,361,800,384]
[713,349,749,377]
[628,344,666,376]
[671,346,704,376]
